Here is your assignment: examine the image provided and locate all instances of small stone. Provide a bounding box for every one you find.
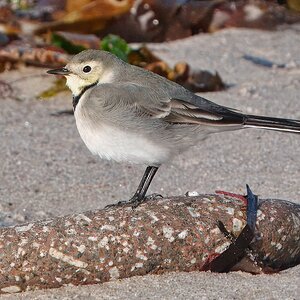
[185,191,199,197]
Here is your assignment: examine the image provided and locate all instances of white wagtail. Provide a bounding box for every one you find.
[47,49,300,206]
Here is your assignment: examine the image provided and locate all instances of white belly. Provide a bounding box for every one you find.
[74,114,170,165]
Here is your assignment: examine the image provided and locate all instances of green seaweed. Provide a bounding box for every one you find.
[100,34,131,62]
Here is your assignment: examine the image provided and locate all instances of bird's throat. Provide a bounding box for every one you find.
[72,81,98,111]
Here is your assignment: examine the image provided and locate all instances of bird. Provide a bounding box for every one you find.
[47,49,300,207]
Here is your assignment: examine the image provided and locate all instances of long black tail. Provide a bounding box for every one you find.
[244,115,300,133]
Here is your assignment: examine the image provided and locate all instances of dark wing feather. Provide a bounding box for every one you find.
[114,83,246,126]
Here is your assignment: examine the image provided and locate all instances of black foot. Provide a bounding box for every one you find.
[105,193,163,209]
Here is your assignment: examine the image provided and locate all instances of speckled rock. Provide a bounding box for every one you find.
[0,194,299,294]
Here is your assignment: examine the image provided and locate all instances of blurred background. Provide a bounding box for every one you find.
[0,0,300,93]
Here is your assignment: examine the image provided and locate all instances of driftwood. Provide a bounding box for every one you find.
[0,193,299,294]
[0,45,69,68]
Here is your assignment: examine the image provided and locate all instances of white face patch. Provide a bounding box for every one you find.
[65,69,115,96]
[65,74,87,96]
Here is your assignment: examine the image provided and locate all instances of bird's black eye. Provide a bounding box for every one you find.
[83,65,91,73]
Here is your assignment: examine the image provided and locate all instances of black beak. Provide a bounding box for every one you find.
[47,67,70,75]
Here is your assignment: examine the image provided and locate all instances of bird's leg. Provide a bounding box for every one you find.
[105,166,160,209]
[129,166,160,206]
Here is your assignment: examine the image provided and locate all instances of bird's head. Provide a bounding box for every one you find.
[47,50,120,96]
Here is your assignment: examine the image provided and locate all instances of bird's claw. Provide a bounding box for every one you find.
[105,193,164,209]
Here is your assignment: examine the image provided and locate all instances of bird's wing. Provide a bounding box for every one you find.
[88,83,245,126]
[121,83,246,126]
